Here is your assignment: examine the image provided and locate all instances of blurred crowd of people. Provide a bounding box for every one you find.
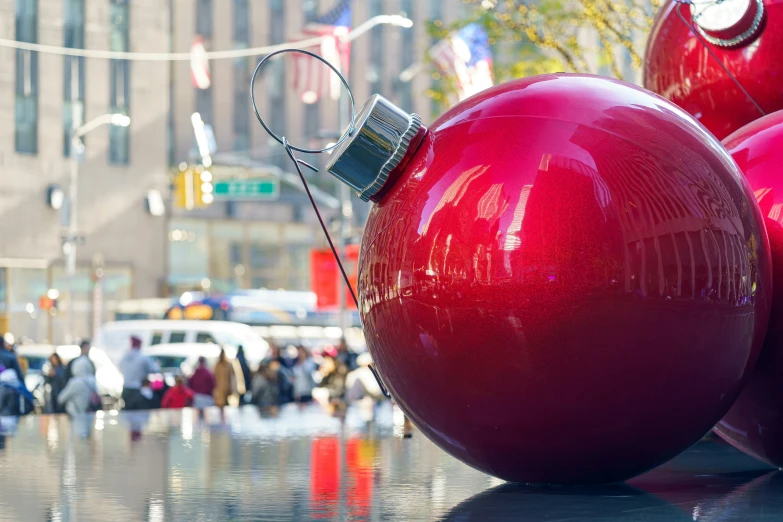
[113,335,385,414]
[0,332,386,419]
[135,338,385,413]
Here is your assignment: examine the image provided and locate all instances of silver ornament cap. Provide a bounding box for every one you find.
[690,0,765,47]
[326,94,422,202]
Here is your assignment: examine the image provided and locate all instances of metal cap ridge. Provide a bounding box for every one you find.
[690,0,765,47]
[326,94,422,202]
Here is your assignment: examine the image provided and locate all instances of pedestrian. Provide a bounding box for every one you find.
[57,356,98,417]
[264,342,282,365]
[277,360,295,405]
[0,366,35,415]
[251,361,280,408]
[344,353,385,402]
[213,348,239,408]
[138,378,158,410]
[161,375,194,409]
[336,338,358,372]
[45,353,68,414]
[292,346,317,404]
[13,345,28,378]
[318,354,348,401]
[236,345,252,404]
[119,336,160,410]
[0,338,25,385]
[65,341,96,382]
[188,356,216,408]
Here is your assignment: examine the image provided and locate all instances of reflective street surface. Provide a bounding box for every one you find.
[0,402,780,521]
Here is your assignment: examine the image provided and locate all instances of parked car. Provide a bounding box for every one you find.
[16,344,124,408]
[94,320,269,365]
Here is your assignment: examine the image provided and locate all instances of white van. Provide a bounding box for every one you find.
[94,320,269,365]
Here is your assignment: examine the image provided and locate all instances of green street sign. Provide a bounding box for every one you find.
[213,178,279,200]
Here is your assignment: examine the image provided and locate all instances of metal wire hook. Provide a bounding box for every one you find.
[250,48,357,155]
[251,49,392,400]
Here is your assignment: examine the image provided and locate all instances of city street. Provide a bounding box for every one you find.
[0,403,780,521]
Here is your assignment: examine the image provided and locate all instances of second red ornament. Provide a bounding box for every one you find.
[716,110,783,467]
[644,0,783,140]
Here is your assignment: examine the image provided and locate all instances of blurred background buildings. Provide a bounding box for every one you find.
[0,0,642,343]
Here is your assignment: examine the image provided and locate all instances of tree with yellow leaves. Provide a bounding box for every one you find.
[426,0,661,107]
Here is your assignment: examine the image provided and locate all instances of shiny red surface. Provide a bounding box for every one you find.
[716,111,783,466]
[643,0,783,140]
[358,74,772,484]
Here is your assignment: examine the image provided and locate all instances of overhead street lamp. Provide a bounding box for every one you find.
[343,14,413,42]
[64,112,131,343]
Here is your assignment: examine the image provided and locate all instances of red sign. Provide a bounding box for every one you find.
[310,245,359,310]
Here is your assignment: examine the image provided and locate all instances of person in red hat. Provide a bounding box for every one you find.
[119,335,160,410]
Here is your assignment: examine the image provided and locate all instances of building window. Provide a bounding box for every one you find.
[369,0,383,95]
[233,0,249,44]
[268,0,286,168]
[196,0,212,38]
[167,0,175,167]
[195,88,212,126]
[63,0,86,157]
[0,268,7,316]
[303,0,320,153]
[303,0,318,22]
[195,0,213,147]
[233,0,250,152]
[398,0,414,112]
[15,0,38,155]
[109,0,130,165]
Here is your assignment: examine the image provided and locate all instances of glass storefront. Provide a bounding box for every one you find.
[169,219,315,294]
[0,261,132,344]
[168,219,210,290]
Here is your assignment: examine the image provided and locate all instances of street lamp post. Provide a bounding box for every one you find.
[336,92,352,334]
[327,14,413,334]
[64,112,131,343]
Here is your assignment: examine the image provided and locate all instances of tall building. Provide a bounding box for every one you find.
[0,0,170,342]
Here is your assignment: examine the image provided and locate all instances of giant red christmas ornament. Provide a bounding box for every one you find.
[326,74,772,484]
[715,110,783,466]
[644,0,783,140]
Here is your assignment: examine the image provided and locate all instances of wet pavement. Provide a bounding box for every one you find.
[0,402,780,521]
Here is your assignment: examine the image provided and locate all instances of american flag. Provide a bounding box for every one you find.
[431,23,494,102]
[292,0,353,104]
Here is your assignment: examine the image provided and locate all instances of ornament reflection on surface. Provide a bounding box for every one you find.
[329,74,772,484]
[439,483,686,522]
[644,0,783,140]
[675,471,783,521]
[716,111,783,467]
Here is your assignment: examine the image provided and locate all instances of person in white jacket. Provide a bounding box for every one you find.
[57,357,97,417]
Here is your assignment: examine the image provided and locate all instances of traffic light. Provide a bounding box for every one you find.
[173,169,190,209]
[194,168,214,207]
[173,166,213,210]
